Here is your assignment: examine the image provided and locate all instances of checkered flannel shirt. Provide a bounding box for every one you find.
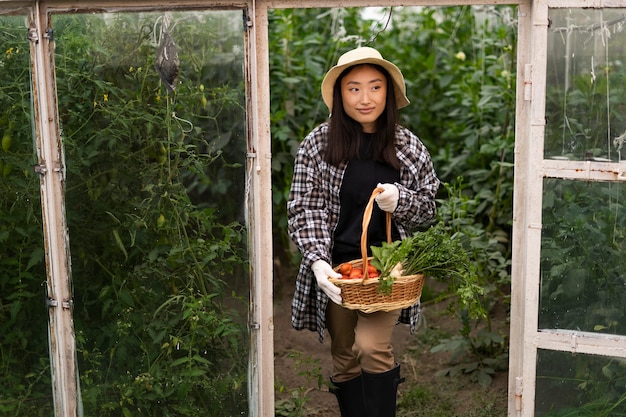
[287,122,440,342]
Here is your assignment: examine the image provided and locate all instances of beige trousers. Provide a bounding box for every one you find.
[326,301,401,382]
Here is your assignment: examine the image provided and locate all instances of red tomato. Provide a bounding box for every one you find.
[339,262,352,275]
[349,268,363,279]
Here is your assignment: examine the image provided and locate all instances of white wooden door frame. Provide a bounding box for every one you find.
[28,3,80,416]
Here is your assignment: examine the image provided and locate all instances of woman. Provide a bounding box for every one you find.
[287,46,439,417]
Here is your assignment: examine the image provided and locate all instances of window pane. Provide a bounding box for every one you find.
[53,11,249,416]
[0,13,51,416]
[535,349,626,416]
[540,179,626,335]
[545,9,626,162]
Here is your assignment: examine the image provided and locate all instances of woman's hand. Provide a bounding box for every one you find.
[375,183,399,212]
[311,260,342,304]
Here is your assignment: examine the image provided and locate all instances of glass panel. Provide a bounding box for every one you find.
[0,13,52,416]
[540,179,626,335]
[53,11,249,416]
[545,8,626,162]
[535,349,626,416]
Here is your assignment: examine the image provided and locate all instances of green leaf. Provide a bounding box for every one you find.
[477,370,493,387]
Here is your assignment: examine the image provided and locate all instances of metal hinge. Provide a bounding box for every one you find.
[33,164,47,176]
[27,27,53,42]
[243,9,253,32]
[46,297,73,309]
[27,27,39,43]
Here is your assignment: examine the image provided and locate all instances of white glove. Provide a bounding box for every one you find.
[311,260,342,304]
[375,183,399,213]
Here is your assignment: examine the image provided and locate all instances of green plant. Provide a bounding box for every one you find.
[430,309,508,388]
[397,366,506,416]
[370,222,483,315]
[537,352,626,417]
[274,351,325,417]
[0,15,52,415]
[2,10,250,416]
[397,384,455,417]
[437,179,512,309]
[381,6,517,229]
[540,179,626,334]
[419,180,511,387]
[57,12,249,416]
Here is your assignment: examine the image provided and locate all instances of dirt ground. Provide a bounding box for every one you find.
[272,261,509,417]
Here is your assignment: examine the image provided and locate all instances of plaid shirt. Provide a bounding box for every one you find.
[287,122,440,342]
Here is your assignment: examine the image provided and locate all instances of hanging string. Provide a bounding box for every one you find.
[172,112,194,133]
[367,7,394,45]
[601,15,612,160]
[550,13,626,34]
[561,16,571,155]
[615,131,625,162]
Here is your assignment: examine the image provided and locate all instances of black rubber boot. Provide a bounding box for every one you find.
[361,364,405,417]
[329,374,366,417]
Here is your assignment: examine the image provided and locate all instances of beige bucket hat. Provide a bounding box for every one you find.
[321,46,410,112]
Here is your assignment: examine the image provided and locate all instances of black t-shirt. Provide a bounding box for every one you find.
[332,135,401,265]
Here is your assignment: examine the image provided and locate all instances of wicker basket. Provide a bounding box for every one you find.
[328,187,425,313]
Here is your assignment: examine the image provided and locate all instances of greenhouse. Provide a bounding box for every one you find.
[1,0,626,416]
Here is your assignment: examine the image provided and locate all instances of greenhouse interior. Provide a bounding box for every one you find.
[1,1,626,416]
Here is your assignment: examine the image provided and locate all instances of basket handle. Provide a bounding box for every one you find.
[360,187,392,281]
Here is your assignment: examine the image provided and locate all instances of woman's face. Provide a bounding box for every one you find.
[340,65,387,133]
